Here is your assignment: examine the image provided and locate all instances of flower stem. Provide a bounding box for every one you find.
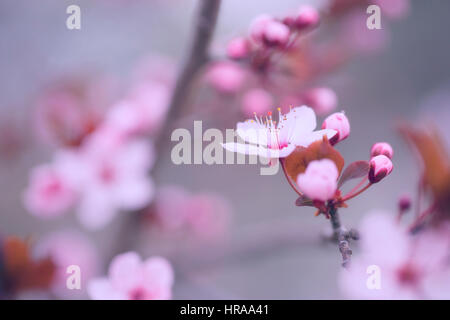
[342,182,372,202]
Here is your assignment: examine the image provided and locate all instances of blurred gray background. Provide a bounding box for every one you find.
[1,0,450,299]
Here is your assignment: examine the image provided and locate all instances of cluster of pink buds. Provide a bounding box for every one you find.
[291,112,393,217]
[226,6,320,62]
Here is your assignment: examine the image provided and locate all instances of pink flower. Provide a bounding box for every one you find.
[154,185,190,231]
[75,137,155,230]
[288,5,320,30]
[241,88,273,116]
[24,163,77,219]
[222,106,336,159]
[296,159,338,202]
[88,252,174,300]
[371,142,394,159]
[206,61,246,94]
[35,230,99,299]
[369,155,393,183]
[184,193,231,239]
[226,37,249,59]
[322,112,350,145]
[339,212,450,299]
[154,186,231,240]
[249,14,273,43]
[104,81,170,136]
[302,87,337,116]
[263,20,290,47]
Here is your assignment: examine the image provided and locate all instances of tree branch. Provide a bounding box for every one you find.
[329,207,357,268]
[155,0,222,153]
[110,0,222,261]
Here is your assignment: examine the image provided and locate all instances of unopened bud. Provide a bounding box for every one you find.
[369,155,393,183]
[322,112,350,145]
[371,142,393,159]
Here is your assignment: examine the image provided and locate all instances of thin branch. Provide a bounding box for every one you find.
[329,207,354,268]
[155,0,222,155]
[110,0,222,261]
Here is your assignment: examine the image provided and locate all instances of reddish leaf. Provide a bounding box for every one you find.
[338,161,369,188]
[400,125,450,215]
[2,237,56,293]
[295,195,314,207]
[284,136,345,182]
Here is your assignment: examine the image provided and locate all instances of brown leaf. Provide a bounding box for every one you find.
[338,161,369,188]
[284,136,345,182]
[399,125,450,213]
[2,237,56,293]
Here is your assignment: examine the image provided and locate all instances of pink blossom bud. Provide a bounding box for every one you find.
[241,88,273,116]
[369,155,393,183]
[226,37,249,59]
[263,20,290,47]
[24,164,77,218]
[297,159,338,202]
[249,14,273,43]
[302,87,337,116]
[370,142,393,159]
[206,62,245,94]
[321,112,350,145]
[398,194,411,212]
[294,5,320,29]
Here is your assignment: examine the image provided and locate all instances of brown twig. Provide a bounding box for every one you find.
[154,0,222,156]
[110,0,222,261]
[329,206,354,268]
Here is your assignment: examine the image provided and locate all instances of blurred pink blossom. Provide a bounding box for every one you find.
[302,87,337,116]
[339,212,450,299]
[88,252,173,300]
[206,61,246,94]
[24,163,78,219]
[153,186,231,240]
[75,138,155,230]
[297,159,338,202]
[284,5,320,30]
[226,37,250,59]
[104,81,170,136]
[241,88,273,116]
[249,14,274,43]
[184,193,231,239]
[35,230,99,299]
[154,185,190,231]
[263,20,290,47]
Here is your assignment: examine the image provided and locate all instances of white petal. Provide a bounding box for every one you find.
[284,105,317,134]
[222,142,292,159]
[236,121,268,146]
[87,278,127,300]
[294,129,337,147]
